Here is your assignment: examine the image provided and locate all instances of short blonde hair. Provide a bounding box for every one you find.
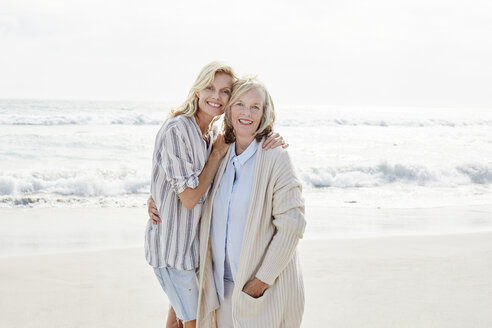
[223,77,276,144]
[170,61,236,124]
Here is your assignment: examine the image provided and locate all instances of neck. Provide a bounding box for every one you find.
[235,136,255,155]
[194,111,213,136]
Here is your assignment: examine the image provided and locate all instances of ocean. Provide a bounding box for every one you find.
[1,99,491,210]
[1,99,492,248]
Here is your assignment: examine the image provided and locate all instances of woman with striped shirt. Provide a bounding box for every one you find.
[145,62,286,328]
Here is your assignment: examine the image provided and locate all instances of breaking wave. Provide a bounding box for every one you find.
[299,162,492,188]
[0,170,149,197]
[2,113,491,127]
[1,163,491,199]
[0,113,163,126]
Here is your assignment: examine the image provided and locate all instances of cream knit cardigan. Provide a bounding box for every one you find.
[197,139,306,328]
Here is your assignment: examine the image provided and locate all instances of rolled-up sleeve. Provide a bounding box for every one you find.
[160,125,200,194]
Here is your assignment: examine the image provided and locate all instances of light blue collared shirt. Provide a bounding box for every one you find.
[211,140,259,302]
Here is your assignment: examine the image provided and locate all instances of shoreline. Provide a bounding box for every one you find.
[2,204,492,258]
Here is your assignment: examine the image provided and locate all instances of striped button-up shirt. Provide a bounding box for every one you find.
[145,115,216,270]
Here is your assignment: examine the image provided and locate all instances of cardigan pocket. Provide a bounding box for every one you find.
[236,287,273,320]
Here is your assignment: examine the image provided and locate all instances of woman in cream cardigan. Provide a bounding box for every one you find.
[197,77,306,328]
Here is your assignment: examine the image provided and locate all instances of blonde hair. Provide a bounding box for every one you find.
[223,77,276,144]
[170,61,236,133]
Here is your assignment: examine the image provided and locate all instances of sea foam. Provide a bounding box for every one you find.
[299,162,492,188]
[0,170,149,197]
[0,113,163,126]
[2,113,491,127]
[1,163,491,200]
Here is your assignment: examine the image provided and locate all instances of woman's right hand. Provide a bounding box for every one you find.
[147,195,162,225]
[212,133,228,159]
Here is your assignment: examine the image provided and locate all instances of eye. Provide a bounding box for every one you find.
[206,86,213,90]
[252,105,260,111]
[222,90,231,95]
[235,102,243,107]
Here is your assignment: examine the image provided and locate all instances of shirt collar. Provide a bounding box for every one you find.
[229,139,259,166]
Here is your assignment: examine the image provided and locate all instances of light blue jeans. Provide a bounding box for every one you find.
[153,267,199,322]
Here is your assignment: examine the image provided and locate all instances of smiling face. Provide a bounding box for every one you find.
[230,87,265,144]
[197,72,233,120]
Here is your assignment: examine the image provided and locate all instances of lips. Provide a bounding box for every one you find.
[238,118,253,125]
[207,101,222,109]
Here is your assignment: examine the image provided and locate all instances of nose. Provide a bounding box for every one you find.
[212,90,220,99]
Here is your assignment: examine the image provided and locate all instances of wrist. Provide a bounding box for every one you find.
[255,277,268,288]
[210,150,223,161]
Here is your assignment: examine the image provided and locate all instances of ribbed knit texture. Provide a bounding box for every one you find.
[197,139,306,328]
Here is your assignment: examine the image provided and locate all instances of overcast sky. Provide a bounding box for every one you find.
[1,0,491,108]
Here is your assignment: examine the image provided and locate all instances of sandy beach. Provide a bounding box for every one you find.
[1,209,491,328]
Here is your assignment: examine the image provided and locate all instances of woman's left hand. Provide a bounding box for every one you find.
[242,277,269,298]
[147,195,162,225]
[263,132,289,149]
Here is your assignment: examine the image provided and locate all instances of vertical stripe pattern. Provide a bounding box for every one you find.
[145,115,215,270]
